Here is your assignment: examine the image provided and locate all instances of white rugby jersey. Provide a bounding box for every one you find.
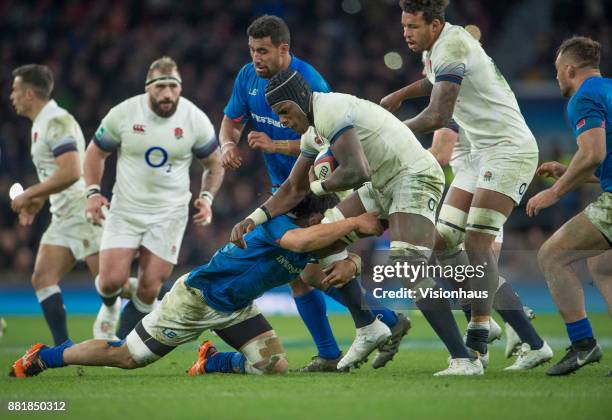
[300,92,437,190]
[423,23,538,153]
[31,100,86,216]
[94,94,217,211]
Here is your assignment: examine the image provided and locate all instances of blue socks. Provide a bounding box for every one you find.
[39,340,73,368]
[36,287,69,346]
[294,289,341,360]
[566,318,593,344]
[204,352,246,373]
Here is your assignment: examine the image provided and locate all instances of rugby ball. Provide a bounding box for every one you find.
[313,147,338,181]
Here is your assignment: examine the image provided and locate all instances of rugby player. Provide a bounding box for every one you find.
[431,122,552,370]
[527,36,611,376]
[10,65,102,345]
[220,15,407,371]
[9,197,382,377]
[382,0,540,373]
[231,69,485,375]
[85,57,224,341]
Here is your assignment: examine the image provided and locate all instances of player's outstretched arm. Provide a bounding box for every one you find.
[11,151,80,213]
[219,115,246,169]
[316,128,370,193]
[230,154,313,248]
[380,78,433,112]
[405,81,459,134]
[194,149,225,225]
[247,131,301,157]
[527,127,606,216]
[279,211,383,253]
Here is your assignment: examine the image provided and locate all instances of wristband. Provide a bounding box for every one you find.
[310,180,327,196]
[86,184,101,199]
[346,252,362,276]
[274,140,290,155]
[199,191,214,206]
[247,206,270,226]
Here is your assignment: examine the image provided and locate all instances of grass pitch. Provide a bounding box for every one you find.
[1,313,611,420]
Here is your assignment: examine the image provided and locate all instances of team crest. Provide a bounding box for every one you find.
[314,135,323,145]
[83,239,90,248]
[483,171,492,182]
[174,127,183,140]
[133,124,146,134]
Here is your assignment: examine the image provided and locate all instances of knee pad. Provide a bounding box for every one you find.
[436,204,468,250]
[241,332,287,375]
[322,207,359,244]
[466,207,507,236]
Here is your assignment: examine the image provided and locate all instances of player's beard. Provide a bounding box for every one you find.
[151,97,179,118]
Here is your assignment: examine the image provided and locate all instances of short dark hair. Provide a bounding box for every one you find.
[12,64,54,99]
[557,36,601,69]
[398,0,449,24]
[291,193,340,220]
[247,15,290,45]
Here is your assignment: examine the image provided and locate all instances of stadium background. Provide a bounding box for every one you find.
[1,0,611,315]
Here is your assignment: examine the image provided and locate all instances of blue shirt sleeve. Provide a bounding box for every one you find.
[260,215,300,245]
[224,64,251,124]
[569,92,606,138]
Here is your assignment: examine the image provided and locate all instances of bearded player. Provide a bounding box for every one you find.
[85,57,224,341]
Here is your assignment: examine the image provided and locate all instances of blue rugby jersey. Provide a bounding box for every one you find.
[567,76,612,192]
[224,55,330,186]
[185,215,311,312]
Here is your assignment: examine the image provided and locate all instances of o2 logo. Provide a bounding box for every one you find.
[145,146,172,173]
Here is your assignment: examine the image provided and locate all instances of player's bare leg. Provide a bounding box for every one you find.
[115,247,173,339]
[539,214,609,322]
[32,244,76,345]
[587,251,612,317]
[93,247,138,339]
[539,213,609,375]
[462,188,514,360]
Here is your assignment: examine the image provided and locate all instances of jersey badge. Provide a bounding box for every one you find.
[133,124,146,134]
[174,127,183,140]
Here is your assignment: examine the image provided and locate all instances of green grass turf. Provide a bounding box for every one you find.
[1,313,611,420]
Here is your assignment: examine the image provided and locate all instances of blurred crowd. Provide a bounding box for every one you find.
[1,0,611,273]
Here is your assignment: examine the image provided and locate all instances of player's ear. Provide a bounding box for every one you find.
[279,43,289,56]
[307,213,323,227]
[568,65,576,79]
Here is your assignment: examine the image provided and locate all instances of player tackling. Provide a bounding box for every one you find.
[9,197,382,377]
[85,57,224,341]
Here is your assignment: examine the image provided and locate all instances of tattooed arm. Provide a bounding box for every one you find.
[404,81,460,134]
